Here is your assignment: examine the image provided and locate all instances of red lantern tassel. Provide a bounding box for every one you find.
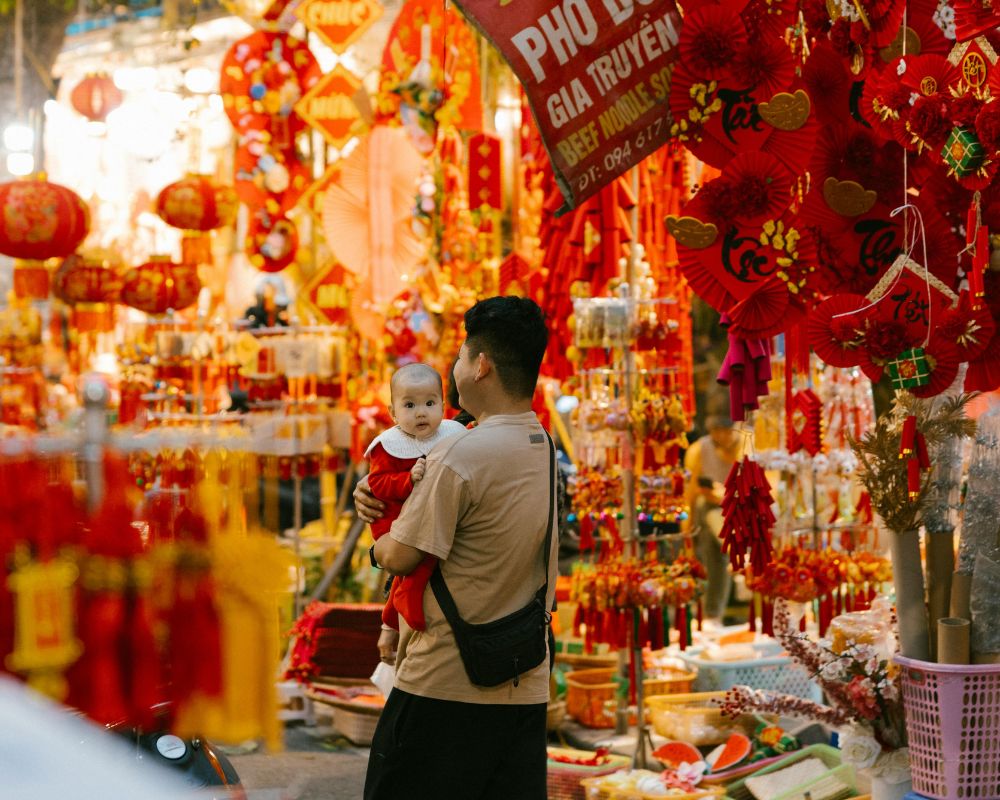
[127,594,162,729]
[579,514,595,552]
[677,605,688,650]
[649,606,664,651]
[761,598,774,636]
[77,592,129,725]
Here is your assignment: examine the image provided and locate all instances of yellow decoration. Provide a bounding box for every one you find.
[7,557,82,700]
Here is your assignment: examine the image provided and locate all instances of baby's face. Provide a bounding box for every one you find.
[391,378,445,439]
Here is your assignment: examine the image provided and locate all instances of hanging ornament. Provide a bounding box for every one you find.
[719,456,776,574]
[120,256,201,315]
[70,72,123,123]
[155,175,238,266]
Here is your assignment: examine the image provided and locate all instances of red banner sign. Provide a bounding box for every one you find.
[452,0,681,212]
[295,0,384,53]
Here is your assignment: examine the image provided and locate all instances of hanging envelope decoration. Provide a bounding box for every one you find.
[788,389,824,456]
[864,253,959,344]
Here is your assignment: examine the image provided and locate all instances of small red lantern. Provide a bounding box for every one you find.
[52,253,122,333]
[70,73,123,123]
[0,177,91,300]
[120,256,201,315]
[155,175,238,266]
[246,213,298,273]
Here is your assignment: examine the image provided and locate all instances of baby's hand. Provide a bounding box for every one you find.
[378,627,399,665]
[410,458,426,483]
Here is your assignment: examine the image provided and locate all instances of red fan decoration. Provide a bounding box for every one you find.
[720,456,776,574]
[802,42,855,126]
[678,4,749,80]
[808,293,868,368]
[909,336,962,398]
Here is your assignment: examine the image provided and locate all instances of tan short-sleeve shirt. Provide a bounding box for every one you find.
[389,412,556,704]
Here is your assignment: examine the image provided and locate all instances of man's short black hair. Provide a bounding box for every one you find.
[463,296,548,400]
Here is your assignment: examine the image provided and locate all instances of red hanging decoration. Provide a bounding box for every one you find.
[720,457,776,574]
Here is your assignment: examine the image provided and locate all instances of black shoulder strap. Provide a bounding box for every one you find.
[431,432,556,628]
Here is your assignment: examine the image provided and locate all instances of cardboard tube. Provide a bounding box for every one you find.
[926,532,955,661]
[891,529,931,661]
[937,618,971,665]
[951,572,972,620]
[973,652,1000,665]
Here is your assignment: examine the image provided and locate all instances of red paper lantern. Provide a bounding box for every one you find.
[52,253,122,305]
[155,175,238,232]
[70,73,123,122]
[155,175,238,266]
[0,178,90,261]
[120,256,201,315]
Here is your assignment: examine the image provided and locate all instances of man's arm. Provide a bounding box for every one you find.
[373,534,426,576]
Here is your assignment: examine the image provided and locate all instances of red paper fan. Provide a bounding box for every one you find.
[937,291,997,361]
[910,337,961,398]
[740,0,799,38]
[808,293,868,367]
[966,330,1000,392]
[731,37,797,99]
[703,151,795,225]
[679,4,748,80]
[865,0,907,49]
[670,63,818,173]
[802,42,854,126]
[858,62,915,145]
[727,276,797,338]
[899,54,957,98]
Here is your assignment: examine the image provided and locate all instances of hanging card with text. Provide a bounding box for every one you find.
[451,0,681,213]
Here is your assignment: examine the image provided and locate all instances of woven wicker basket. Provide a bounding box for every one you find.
[304,678,383,746]
[546,748,631,800]
[566,667,696,729]
[645,691,774,746]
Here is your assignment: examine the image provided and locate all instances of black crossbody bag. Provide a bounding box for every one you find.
[429,433,555,688]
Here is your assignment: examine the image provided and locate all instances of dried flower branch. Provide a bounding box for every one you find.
[718,685,854,728]
[850,391,977,533]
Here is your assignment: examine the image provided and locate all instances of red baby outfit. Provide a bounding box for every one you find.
[365,419,466,630]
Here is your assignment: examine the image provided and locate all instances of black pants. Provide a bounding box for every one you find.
[364,688,547,799]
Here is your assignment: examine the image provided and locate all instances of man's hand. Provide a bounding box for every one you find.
[377,627,399,665]
[354,475,385,524]
[410,457,426,483]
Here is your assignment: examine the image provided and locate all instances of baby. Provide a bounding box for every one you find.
[365,363,466,659]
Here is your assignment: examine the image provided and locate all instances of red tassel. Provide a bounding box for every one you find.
[579,514,595,552]
[677,605,688,650]
[649,606,664,651]
[127,594,162,729]
[748,594,756,632]
[761,598,774,636]
[77,593,129,725]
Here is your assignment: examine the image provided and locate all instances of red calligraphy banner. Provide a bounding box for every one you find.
[451,0,680,213]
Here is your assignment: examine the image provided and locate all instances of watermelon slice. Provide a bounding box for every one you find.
[705,732,752,772]
[652,741,702,769]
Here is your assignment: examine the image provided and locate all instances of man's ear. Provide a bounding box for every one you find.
[475,352,492,382]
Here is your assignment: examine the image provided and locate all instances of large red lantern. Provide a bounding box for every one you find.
[120,256,201,315]
[0,177,91,300]
[70,73,123,123]
[53,254,122,334]
[155,175,238,265]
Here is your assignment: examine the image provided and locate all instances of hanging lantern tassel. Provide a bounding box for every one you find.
[676,604,688,650]
[126,565,162,730]
[579,514,596,553]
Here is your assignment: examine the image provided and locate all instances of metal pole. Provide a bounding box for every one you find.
[14,0,24,116]
[82,377,110,513]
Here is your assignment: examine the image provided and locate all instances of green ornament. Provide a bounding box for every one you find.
[941,127,985,178]
[887,347,931,390]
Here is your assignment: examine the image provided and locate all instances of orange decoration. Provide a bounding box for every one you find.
[295,0,384,54]
[12,263,52,301]
[294,66,366,149]
[468,132,502,211]
[70,73,123,122]
[300,260,352,324]
[120,256,201,314]
[0,178,90,261]
[246,213,299,273]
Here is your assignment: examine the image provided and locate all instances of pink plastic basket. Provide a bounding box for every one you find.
[895,655,1000,799]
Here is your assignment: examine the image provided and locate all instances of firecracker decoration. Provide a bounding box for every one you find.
[788,389,824,456]
[720,456,776,575]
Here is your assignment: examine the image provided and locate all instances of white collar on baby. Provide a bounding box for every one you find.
[365,418,467,460]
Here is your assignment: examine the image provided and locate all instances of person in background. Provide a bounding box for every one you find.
[683,413,744,625]
[365,363,466,664]
[356,296,553,799]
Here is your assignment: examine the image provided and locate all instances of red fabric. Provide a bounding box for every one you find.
[367,443,437,631]
[367,443,416,539]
